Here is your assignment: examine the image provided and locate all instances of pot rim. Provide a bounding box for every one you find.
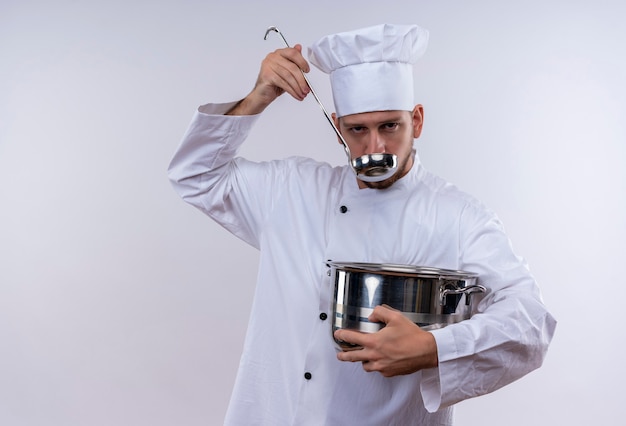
[327,261,478,279]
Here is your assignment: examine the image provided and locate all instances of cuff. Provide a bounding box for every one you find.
[420,327,458,412]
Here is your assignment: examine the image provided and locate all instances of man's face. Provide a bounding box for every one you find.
[334,105,424,189]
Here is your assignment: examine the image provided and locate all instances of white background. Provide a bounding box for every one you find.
[1,1,625,425]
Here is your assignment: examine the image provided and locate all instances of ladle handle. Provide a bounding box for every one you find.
[264,26,351,159]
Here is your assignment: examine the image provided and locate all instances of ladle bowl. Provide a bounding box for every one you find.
[351,153,398,182]
[264,26,399,183]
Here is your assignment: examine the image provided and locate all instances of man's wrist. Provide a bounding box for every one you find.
[225,93,269,116]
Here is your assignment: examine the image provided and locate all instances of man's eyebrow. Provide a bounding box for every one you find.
[341,121,364,127]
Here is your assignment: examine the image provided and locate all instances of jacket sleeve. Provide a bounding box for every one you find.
[167,102,280,249]
[420,201,557,412]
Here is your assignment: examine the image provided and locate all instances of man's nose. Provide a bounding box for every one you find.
[363,132,385,154]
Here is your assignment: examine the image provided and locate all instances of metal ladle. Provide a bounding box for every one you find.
[264,26,398,182]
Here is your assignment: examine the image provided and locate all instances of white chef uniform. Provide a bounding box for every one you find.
[168,23,556,426]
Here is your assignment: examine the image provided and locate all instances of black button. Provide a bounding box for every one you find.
[319,312,328,321]
[304,372,312,380]
[339,205,348,213]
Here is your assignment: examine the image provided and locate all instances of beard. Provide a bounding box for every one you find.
[361,149,414,190]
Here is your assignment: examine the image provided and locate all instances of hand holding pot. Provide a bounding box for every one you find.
[334,305,439,377]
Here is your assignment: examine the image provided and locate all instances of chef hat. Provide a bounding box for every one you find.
[308,23,429,117]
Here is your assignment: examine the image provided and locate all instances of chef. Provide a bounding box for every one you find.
[168,23,556,426]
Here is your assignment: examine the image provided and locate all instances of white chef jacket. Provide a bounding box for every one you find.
[168,102,556,426]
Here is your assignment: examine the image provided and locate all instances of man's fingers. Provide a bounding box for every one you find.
[264,46,310,100]
[269,60,309,100]
[336,346,370,363]
[368,304,400,324]
[286,44,310,73]
[334,329,375,362]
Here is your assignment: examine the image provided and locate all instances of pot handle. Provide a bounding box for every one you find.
[440,284,486,306]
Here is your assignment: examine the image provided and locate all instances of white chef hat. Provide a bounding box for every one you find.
[308,23,429,117]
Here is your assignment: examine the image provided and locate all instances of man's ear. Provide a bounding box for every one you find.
[412,104,424,139]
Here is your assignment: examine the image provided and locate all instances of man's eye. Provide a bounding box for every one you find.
[383,123,399,130]
[350,126,366,133]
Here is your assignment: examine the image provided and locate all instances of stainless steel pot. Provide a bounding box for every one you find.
[328,261,486,351]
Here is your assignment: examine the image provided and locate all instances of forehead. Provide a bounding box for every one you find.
[339,110,411,126]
